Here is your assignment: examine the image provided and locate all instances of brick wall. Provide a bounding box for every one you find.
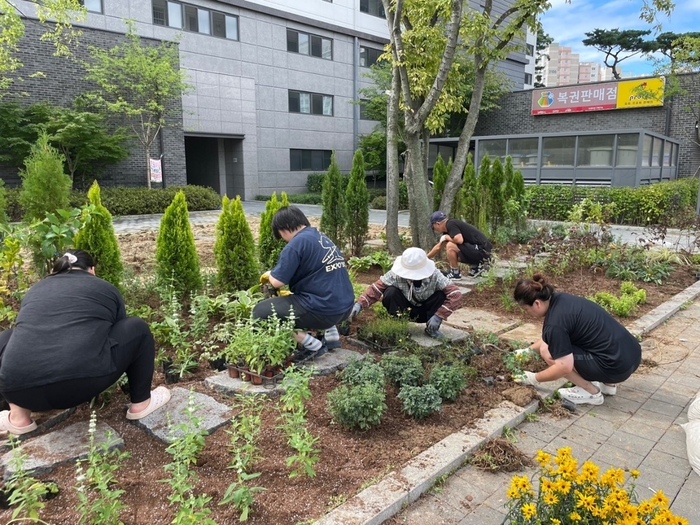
[475,74,700,178]
[0,20,186,188]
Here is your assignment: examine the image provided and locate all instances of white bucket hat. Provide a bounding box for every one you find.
[391,247,436,280]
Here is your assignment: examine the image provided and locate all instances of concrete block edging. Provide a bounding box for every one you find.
[626,279,700,338]
[314,400,539,525]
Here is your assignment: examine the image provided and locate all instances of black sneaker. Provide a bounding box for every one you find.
[448,269,462,280]
[291,343,327,363]
[321,337,341,351]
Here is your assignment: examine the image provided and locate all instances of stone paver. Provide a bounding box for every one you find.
[0,408,75,452]
[499,323,542,345]
[0,421,122,479]
[444,307,520,335]
[407,323,466,347]
[131,387,231,443]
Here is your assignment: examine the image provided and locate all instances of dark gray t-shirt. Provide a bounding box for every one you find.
[542,292,641,374]
[0,271,126,391]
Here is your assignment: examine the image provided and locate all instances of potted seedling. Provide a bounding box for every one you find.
[357,315,411,352]
[242,312,296,384]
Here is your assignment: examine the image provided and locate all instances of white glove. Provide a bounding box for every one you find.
[514,348,533,357]
[513,371,544,388]
[440,234,449,243]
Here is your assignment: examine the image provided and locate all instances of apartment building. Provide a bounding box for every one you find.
[541,43,614,87]
[7,0,532,198]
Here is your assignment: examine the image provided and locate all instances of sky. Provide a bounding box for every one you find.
[540,0,700,77]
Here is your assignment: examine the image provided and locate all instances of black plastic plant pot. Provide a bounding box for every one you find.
[162,359,180,384]
[209,357,226,371]
[119,382,131,396]
[338,321,351,336]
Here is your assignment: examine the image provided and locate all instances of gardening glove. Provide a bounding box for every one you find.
[514,348,534,357]
[440,234,449,244]
[426,315,442,332]
[278,289,292,296]
[260,271,271,285]
[348,302,362,322]
[513,371,544,389]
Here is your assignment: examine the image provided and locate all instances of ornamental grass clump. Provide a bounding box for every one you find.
[503,447,689,525]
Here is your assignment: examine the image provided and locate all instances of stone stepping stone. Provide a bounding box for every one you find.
[130,387,231,443]
[500,323,542,345]
[364,239,385,248]
[407,322,466,348]
[205,348,364,398]
[0,421,122,479]
[0,408,75,452]
[444,307,520,335]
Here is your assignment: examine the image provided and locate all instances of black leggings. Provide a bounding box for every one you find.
[382,286,446,323]
[0,317,155,411]
[253,295,352,331]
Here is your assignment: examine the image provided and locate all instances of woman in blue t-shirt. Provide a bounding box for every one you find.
[253,206,355,360]
[512,273,641,406]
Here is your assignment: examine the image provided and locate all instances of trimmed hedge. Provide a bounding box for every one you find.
[526,178,699,226]
[4,185,221,222]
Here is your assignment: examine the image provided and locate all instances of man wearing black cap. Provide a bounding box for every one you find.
[426,211,492,280]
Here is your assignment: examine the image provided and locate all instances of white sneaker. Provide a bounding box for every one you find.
[558,386,604,406]
[592,382,617,396]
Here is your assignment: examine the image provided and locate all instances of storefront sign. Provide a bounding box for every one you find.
[150,157,162,183]
[531,77,664,115]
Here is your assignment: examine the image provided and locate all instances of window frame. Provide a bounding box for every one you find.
[360,46,382,68]
[288,90,334,116]
[290,149,333,171]
[360,0,385,18]
[286,29,333,60]
[152,0,239,40]
[80,0,103,13]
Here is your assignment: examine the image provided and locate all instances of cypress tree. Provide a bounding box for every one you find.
[74,181,124,290]
[432,154,447,212]
[19,132,72,222]
[155,190,202,296]
[488,157,506,230]
[258,192,289,270]
[454,153,477,224]
[503,155,516,203]
[476,154,492,233]
[320,152,346,249]
[214,196,258,292]
[345,149,370,257]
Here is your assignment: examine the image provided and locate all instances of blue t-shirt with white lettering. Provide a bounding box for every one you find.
[270,227,354,315]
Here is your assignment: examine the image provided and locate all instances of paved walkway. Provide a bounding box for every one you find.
[388,299,700,524]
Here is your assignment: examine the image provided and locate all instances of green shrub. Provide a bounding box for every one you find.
[428,364,467,401]
[347,251,393,273]
[398,180,409,210]
[74,181,124,290]
[326,383,387,430]
[258,192,289,270]
[214,195,259,292]
[19,132,72,222]
[0,180,6,221]
[370,195,386,210]
[397,384,442,419]
[432,154,448,211]
[590,281,646,317]
[380,354,424,387]
[306,173,327,193]
[345,150,370,257]
[320,152,347,249]
[340,357,385,388]
[155,190,202,296]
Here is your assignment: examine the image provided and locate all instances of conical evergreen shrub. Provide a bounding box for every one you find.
[258,192,289,270]
[345,150,370,257]
[155,190,202,296]
[320,152,346,249]
[19,132,72,222]
[488,157,506,230]
[74,181,124,290]
[214,195,259,292]
[432,154,447,212]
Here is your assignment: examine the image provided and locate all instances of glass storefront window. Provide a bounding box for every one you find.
[542,136,575,166]
[478,139,506,166]
[671,143,677,166]
[508,137,538,167]
[577,135,614,167]
[651,137,662,167]
[641,135,652,167]
[662,141,672,166]
[615,133,638,167]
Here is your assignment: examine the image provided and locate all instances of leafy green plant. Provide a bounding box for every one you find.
[327,382,387,430]
[162,392,216,525]
[503,349,537,380]
[345,149,370,257]
[380,354,424,387]
[590,281,646,317]
[74,181,124,290]
[320,152,347,249]
[397,384,442,419]
[428,364,467,401]
[258,192,289,270]
[347,250,393,273]
[75,412,130,525]
[219,473,265,522]
[19,131,72,222]
[215,195,259,292]
[339,357,385,388]
[155,190,202,296]
[4,436,54,523]
[432,153,448,211]
[357,316,411,349]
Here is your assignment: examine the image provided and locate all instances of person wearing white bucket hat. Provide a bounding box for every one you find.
[349,247,462,338]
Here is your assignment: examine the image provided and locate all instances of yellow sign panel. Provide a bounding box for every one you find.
[616,77,665,109]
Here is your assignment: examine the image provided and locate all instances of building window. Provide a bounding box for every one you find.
[289,90,333,116]
[359,99,373,120]
[290,149,333,171]
[360,46,382,67]
[360,0,385,18]
[524,73,532,85]
[287,29,332,60]
[526,43,534,56]
[615,133,638,167]
[543,136,576,166]
[577,135,614,167]
[81,0,102,12]
[152,1,238,40]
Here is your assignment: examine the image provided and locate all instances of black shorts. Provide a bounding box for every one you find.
[252,295,353,331]
[571,345,640,383]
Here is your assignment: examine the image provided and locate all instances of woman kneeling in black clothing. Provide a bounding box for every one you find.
[0,249,170,436]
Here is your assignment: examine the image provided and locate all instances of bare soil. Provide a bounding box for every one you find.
[1,217,694,525]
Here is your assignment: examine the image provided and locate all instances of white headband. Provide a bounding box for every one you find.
[63,252,78,264]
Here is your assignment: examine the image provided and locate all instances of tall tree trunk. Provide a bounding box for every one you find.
[385,66,403,255]
[440,59,488,215]
[403,123,433,251]
[145,146,151,189]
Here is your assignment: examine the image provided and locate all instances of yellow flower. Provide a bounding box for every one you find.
[575,491,597,512]
[522,503,537,520]
[629,469,640,478]
[536,450,552,466]
[549,520,561,525]
[569,511,582,521]
[507,487,520,499]
[555,479,571,495]
[543,492,559,505]
[650,489,669,508]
